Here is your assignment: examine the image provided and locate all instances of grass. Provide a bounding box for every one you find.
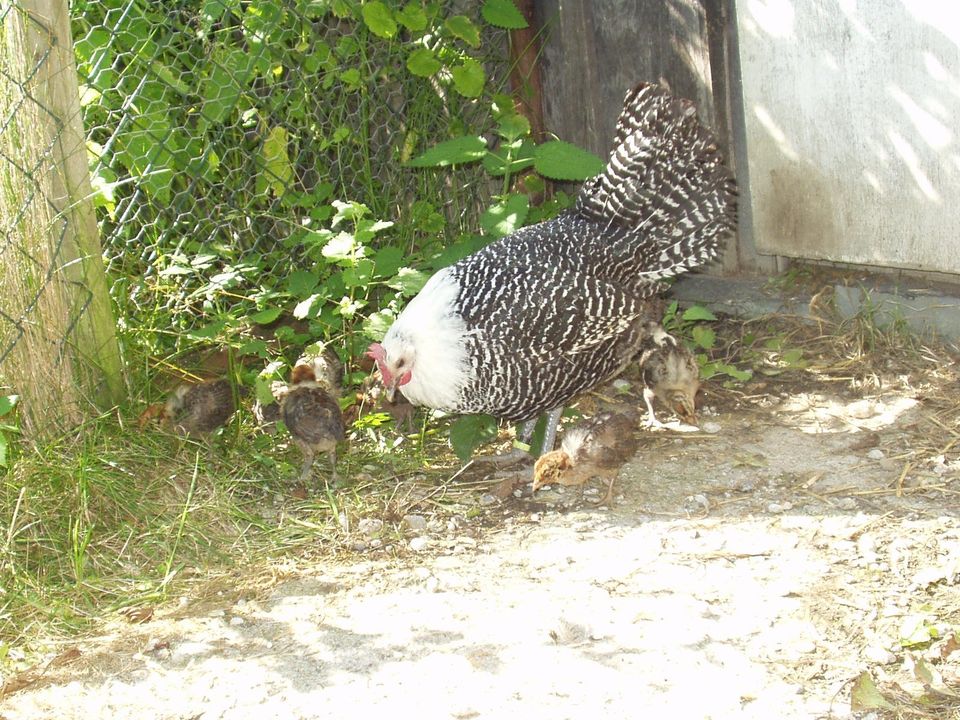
[0,396,477,672]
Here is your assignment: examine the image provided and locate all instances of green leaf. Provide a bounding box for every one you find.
[342,259,375,289]
[406,47,441,77]
[691,325,715,350]
[388,267,429,296]
[363,310,395,341]
[201,47,252,124]
[407,136,487,167]
[480,194,530,237]
[250,308,283,325]
[373,246,405,277]
[533,141,605,181]
[286,270,319,298]
[361,1,397,38]
[449,414,499,462]
[445,15,481,47]
[850,672,894,711]
[497,113,531,142]
[451,58,486,98]
[321,232,360,263]
[0,395,19,417]
[261,126,293,197]
[682,305,718,322]
[397,3,428,31]
[482,0,528,29]
[0,434,6,468]
[781,348,808,369]
[294,293,325,319]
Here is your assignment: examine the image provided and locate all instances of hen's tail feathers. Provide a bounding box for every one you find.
[575,83,738,281]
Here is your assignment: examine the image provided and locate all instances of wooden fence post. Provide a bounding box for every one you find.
[0,0,123,441]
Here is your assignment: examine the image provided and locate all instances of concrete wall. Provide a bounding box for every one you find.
[734,0,960,275]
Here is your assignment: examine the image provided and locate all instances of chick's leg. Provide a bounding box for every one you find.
[298,447,316,484]
[328,448,338,485]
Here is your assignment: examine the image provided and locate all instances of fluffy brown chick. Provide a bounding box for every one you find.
[532,412,639,505]
[638,323,699,427]
[281,359,345,485]
[162,379,237,435]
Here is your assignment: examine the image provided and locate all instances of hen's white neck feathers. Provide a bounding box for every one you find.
[382,268,473,411]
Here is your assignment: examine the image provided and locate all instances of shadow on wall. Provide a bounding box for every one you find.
[737,0,960,275]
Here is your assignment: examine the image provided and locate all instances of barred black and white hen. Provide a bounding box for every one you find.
[638,322,700,427]
[368,83,736,455]
[281,352,345,485]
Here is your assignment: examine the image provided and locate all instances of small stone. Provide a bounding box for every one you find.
[409,536,430,552]
[349,541,368,552]
[612,378,632,393]
[512,488,523,498]
[837,497,858,511]
[689,494,709,511]
[369,538,382,548]
[454,536,477,547]
[866,448,885,461]
[864,645,897,665]
[358,518,384,537]
[702,421,721,434]
[229,616,245,626]
[767,502,787,514]
[401,514,428,532]
[478,494,498,507]
[425,576,440,593]
[209,609,226,618]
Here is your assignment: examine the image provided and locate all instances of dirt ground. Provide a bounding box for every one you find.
[2,346,960,719]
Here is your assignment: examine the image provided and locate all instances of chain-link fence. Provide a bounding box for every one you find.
[71,0,507,375]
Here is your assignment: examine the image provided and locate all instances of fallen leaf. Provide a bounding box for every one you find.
[850,671,894,711]
[939,633,960,661]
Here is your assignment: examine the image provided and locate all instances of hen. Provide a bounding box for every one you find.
[532,412,639,505]
[162,379,237,435]
[368,83,736,455]
[637,322,700,427]
[281,353,345,485]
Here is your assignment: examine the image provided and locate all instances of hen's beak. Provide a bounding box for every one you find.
[385,381,398,403]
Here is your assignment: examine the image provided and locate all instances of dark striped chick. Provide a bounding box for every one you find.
[532,412,639,505]
[281,357,345,485]
[162,379,236,435]
[638,322,700,427]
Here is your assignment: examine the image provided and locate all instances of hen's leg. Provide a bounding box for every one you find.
[538,407,564,455]
[642,387,662,428]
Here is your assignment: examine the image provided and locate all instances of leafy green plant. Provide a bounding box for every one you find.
[663,301,752,382]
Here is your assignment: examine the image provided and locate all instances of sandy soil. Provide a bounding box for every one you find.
[2,370,960,720]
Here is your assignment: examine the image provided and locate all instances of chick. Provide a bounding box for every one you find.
[162,379,237,435]
[638,322,699,427]
[532,412,638,505]
[281,356,345,485]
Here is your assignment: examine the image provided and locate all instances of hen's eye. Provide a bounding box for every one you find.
[396,359,406,368]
